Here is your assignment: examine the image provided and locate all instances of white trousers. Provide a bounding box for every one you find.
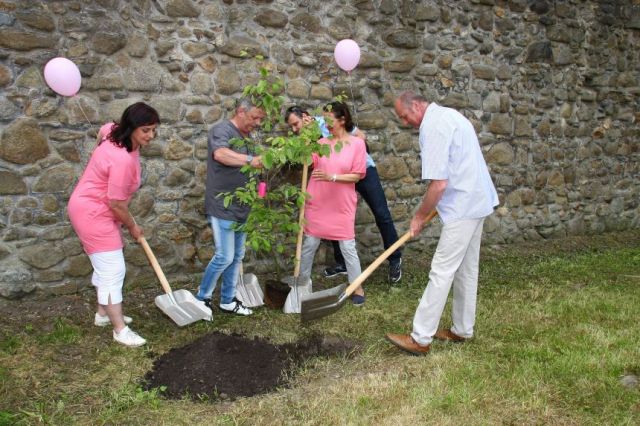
[88,249,126,305]
[411,217,485,345]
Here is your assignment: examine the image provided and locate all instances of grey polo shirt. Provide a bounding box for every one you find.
[204,120,252,222]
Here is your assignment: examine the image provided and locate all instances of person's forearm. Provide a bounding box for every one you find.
[213,147,251,167]
[214,147,262,168]
[334,173,361,183]
[416,180,447,218]
[109,200,135,229]
[311,169,361,183]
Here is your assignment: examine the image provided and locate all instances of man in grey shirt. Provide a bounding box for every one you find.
[196,97,265,316]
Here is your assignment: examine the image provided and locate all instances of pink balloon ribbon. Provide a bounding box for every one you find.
[258,182,267,198]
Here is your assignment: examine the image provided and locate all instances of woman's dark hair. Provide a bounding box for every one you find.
[323,101,354,133]
[284,105,309,122]
[105,102,160,152]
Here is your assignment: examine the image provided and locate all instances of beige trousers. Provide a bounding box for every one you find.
[411,217,485,345]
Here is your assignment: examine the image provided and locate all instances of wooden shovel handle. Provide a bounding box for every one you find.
[139,236,173,295]
[343,210,438,297]
[293,161,309,278]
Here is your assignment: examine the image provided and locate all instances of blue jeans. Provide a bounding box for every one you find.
[333,166,401,266]
[197,216,246,304]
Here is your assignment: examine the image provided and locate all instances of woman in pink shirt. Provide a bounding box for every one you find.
[68,102,159,347]
[298,102,368,305]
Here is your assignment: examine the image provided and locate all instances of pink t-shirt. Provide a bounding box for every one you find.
[67,123,141,254]
[304,135,367,240]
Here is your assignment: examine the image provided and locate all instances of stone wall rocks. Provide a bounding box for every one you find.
[0,118,49,164]
[0,0,638,299]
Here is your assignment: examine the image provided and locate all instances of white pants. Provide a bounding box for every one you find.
[88,249,126,305]
[411,218,485,345]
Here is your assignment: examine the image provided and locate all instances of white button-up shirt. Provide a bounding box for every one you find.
[419,103,499,223]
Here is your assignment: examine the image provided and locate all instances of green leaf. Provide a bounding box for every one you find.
[263,152,273,169]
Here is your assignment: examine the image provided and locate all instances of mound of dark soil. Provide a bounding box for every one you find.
[143,332,359,400]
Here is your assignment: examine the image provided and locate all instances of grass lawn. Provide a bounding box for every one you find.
[1,231,639,425]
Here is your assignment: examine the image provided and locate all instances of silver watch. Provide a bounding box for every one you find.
[246,154,253,164]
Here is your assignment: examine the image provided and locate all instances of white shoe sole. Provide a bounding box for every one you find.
[113,327,146,347]
[113,338,146,347]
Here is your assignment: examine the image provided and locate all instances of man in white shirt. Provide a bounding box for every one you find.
[386,91,499,355]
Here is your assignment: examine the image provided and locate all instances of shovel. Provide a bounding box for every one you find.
[283,160,311,314]
[139,237,213,326]
[301,210,438,323]
[235,263,264,308]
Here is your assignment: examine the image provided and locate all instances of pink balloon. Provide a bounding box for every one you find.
[334,39,361,72]
[44,57,81,97]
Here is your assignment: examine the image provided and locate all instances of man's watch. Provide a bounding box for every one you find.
[246,154,254,164]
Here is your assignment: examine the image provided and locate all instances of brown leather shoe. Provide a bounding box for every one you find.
[385,333,431,356]
[434,329,466,342]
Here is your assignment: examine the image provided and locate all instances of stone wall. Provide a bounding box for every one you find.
[0,0,638,299]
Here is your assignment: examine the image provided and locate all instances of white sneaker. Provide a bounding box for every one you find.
[95,313,132,327]
[219,298,253,316]
[113,326,146,347]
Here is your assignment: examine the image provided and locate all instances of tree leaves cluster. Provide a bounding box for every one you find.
[221,63,334,270]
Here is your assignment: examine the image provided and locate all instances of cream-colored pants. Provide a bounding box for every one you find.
[411,217,485,345]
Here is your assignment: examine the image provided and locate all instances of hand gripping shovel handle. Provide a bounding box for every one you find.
[341,210,438,299]
[139,236,174,295]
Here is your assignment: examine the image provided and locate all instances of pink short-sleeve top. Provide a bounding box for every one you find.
[303,135,367,240]
[67,123,141,254]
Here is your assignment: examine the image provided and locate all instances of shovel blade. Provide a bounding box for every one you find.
[300,284,347,323]
[236,273,264,307]
[283,278,312,314]
[155,289,212,327]
[280,275,296,286]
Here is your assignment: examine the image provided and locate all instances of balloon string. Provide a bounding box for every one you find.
[75,98,93,129]
[74,96,95,167]
[347,72,358,127]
